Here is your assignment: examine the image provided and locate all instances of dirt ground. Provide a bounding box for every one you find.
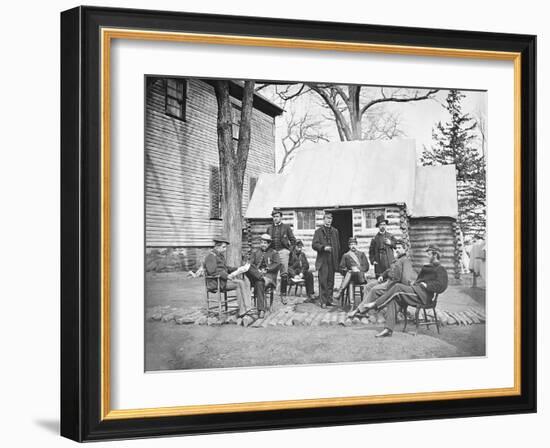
[145,272,486,371]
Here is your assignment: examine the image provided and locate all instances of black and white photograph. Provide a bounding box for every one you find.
[144,77,488,371]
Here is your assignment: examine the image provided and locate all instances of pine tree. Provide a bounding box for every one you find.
[421,90,486,239]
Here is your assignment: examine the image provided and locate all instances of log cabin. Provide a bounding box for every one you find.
[245,140,463,279]
[145,77,283,271]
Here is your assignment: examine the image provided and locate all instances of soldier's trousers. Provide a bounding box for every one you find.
[355,280,388,312]
[277,249,290,296]
[373,284,425,330]
[318,258,336,305]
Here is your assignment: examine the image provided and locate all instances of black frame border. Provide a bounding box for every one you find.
[60,6,536,442]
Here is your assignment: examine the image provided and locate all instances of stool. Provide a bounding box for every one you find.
[287,278,306,296]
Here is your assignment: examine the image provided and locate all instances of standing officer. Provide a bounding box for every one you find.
[312,210,341,308]
[369,214,397,276]
[266,208,296,305]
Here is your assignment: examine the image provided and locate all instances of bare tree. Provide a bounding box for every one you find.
[213,80,255,265]
[309,85,439,141]
[262,83,438,142]
[278,110,329,173]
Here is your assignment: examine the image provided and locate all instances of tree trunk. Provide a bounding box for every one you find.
[214,80,255,266]
[221,173,243,266]
[348,85,362,140]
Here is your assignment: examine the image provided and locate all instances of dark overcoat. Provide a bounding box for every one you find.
[312,225,341,270]
[369,231,397,275]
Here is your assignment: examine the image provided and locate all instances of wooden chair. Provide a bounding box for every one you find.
[204,275,239,318]
[402,293,441,334]
[252,282,275,311]
[342,282,366,311]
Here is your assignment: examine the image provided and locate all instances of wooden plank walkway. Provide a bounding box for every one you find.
[147,302,486,328]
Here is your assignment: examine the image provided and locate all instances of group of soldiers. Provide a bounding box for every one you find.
[204,208,448,337]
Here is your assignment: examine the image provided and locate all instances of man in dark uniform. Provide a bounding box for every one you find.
[288,240,315,300]
[247,234,281,318]
[266,208,296,304]
[336,236,369,299]
[312,210,341,308]
[362,244,448,337]
[348,238,415,317]
[204,236,253,317]
[369,215,397,276]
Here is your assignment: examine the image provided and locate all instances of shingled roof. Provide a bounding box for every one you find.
[245,139,458,219]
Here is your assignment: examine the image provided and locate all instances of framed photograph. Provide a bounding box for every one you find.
[60,6,536,442]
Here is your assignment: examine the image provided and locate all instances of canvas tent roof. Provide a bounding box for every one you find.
[245,139,458,219]
[411,164,458,218]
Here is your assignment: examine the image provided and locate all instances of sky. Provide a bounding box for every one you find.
[261,85,487,172]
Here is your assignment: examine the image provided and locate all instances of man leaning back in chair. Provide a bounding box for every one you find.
[361,244,449,338]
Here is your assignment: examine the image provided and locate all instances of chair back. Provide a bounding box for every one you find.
[205,275,221,293]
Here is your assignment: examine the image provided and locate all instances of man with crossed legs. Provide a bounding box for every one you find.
[362,245,448,337]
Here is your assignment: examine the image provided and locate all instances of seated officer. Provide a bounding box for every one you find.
[247,234,281,318]
[335,237,369,300]
[361,244,449,337]
[204,236,253,317]
[348,238,415,317]
[288,240,315,301]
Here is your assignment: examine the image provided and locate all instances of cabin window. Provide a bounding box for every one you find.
[362,208,386,230]
[165,79,186,120]
[249,176,258,200]
[296,209,316,230]
[209,165,222,220]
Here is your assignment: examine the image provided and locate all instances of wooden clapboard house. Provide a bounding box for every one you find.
[245,140,463,279]
[145,77,283,271]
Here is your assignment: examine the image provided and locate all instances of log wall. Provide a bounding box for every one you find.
[246,205,406,276]
[409,217,461,279]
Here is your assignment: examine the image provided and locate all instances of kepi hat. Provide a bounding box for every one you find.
[348,236,358,244]
[426,244,442,254]
[271,208,283,217]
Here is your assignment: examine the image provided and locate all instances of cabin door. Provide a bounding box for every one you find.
[329,209,353,256]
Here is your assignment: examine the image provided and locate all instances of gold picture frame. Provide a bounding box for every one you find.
[61,6,536,441]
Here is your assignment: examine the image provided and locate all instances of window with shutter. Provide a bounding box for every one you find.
[165,78,187,121]
[209,165,222,220]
